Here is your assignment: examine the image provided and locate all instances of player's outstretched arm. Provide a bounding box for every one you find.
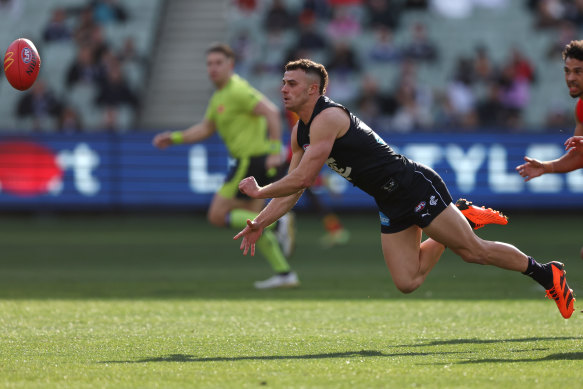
[233,193,301,256]
[516,156,547,182]
[152,119,216,149]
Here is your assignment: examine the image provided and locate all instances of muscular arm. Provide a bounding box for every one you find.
[152,119,216,149]
[517,136,583,181]
[234,108,350,255]
[239,108,348,198]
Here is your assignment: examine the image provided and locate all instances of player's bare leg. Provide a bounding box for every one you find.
[381,226,445,294]
[424,204,527,272]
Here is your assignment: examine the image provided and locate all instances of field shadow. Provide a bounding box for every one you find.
[392,336,580,348]
[101,349,471,364]
[456,352,583,364]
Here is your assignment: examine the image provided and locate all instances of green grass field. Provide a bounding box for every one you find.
[0,212,582,388]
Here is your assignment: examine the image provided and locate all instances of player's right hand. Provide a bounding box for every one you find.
[152,132,173,149]
[516,156,545,182]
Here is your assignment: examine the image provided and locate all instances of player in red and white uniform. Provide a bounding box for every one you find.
[517,41,583,180]
[516,40,583,260]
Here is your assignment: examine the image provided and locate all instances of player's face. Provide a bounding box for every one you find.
[206,52,233,87]
[281,70,318,112]
[564,57,583,98]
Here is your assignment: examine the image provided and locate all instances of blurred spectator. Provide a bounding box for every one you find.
[87,25,111,63]
[43,8,73,43]
[95,62,139,109]
[446,57,478,128]
[497,63,530,129]
[365,0,401,30]
[66,45,106,87]
[90,0,128,24]
[546,20,577,59]
[391,62,433,131]
[326,5,361,41]
[564,0,583,25]
[326,41,360,75]
[234,0,257,13]
[58,105,83,133]
[368,26,402,63]
[256,31,294,74]
[302,0,331,19]
[74,6,99,46]
[402,22,438,63]
[532,0,564,29]
[294,11,328,51]
[263,0,295,33]
[230,29,257,77]
[118,37,148,68]
[476,81,506,128]
[16,80,63,130]
[509,47,536,84]
[404,0,428,9]
[354,74,397,130]
[101,107,119,131]
[473,45,496,83]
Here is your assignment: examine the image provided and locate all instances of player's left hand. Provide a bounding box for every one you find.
[233,219,263,256]
[239,176,261,198]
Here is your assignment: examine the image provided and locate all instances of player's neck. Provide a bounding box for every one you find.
[296,97,319,123]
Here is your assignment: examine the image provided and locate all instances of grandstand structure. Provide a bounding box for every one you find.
[0,0,577,133]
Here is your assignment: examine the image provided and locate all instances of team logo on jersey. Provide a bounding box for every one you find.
[429,195,437,206]
[414,201,426,213]
[379,211,390,226]
[217,105,225,113]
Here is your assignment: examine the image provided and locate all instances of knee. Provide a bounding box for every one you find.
[394,279,422,294]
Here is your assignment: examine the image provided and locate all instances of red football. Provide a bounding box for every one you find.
[3,38,41,91]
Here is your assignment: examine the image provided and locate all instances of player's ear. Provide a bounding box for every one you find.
[309,83,319,95]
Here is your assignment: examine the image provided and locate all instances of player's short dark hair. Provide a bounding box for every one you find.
[562,40,583,62]
[285,59,328,94]
[206,43,235,60]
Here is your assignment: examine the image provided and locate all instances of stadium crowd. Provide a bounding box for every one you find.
[230,0,579,133]
[1,0,582,133]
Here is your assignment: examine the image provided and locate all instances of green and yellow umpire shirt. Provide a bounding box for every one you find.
[204,74,272,159]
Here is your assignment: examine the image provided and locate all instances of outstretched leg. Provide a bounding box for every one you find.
[425,203,575,319]
[380,225,446,294]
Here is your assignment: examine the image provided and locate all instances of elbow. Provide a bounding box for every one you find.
[296,175,314,191]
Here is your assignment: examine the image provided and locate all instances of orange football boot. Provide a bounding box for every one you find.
[545,261,575,319]
[455,198,508,229]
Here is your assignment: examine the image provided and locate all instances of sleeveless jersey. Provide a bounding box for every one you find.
[576,98,583,123]
[297,96,415,199]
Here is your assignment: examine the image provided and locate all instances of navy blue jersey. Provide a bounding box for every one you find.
[297,96,415,200]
